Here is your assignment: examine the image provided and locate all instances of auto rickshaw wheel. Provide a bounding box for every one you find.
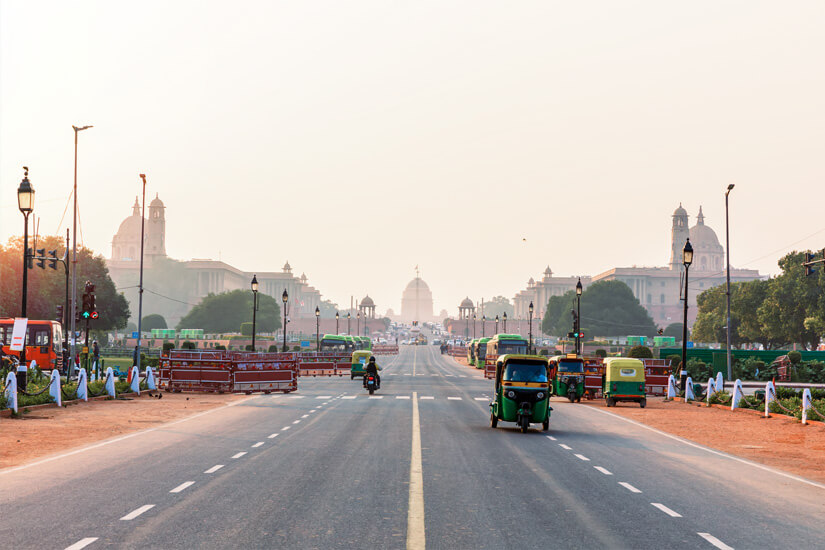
[520,417,530,433]
[490,412,498,428]
[640,398,646,408]
[606,397,615,407]
[542,418,549,431]
[576,395,582,403]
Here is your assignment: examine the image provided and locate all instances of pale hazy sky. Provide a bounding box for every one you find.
[2,1,824,315]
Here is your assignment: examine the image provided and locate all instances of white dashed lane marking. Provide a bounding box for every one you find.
[447,397,462,401]
[651,503,681,517]
[368,396,384,399]
[396,395,411,399]
[559,444,572,450]
[288,396,305,399]
[231,452,247,459]
[252,442,264,448]
[546,436,557,441]
[204,465,224,474]
[268,433,279,439]
[619,482,641,493]
[474,397,487,401]
[698,533,734,550]
[65,537,98,550]
[419,396,434,400]
[292,420,301,424]
[120,504,154,521]
[574,454,590,462]
[342,396,357,399]
[594,466,612,475]
[301,414,310,418]
[281,427,291,431]
[170,481,195,493]
[317,396,332,399]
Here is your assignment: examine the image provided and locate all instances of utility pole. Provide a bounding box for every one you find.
[70,124,92,368]
[136,174,147,370]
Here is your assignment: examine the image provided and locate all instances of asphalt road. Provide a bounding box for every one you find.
[1,345,823,549]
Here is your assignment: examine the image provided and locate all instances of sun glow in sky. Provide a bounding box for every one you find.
[2,1,824,314]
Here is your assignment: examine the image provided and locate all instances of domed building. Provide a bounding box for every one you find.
[400,276,434,323]
[513,204,762,330]
[111,194,166,262]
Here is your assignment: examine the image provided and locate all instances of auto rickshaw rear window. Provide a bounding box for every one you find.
[503,363,548,383]
[558,360,584,373]
[620,368,637,376]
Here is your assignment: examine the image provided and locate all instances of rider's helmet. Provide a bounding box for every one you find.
[369,356,376,364]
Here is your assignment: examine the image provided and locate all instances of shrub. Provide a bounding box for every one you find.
[788,351,802,364]
[628,346,653,359]
[686,359,713,382]
[594,349,607,358]
[268,345,279,352]
[181,341,197,350]
[245,345,254,351]
[215,344,226,351]
[539,349,549,356]
[162,342,175,353]
[240,322,253,337]
[292,345,301,351]
[666,354,682,368]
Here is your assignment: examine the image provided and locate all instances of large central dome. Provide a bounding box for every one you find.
[401,277,434,323]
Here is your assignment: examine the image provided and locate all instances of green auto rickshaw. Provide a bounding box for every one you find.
[351,350,372,379]
[490,354,552,433]
[467,339,478,366]
[548,354,586,403]
[603,357,646,408]
[474,337,490,370]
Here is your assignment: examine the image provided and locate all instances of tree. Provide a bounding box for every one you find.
[541,280,656,338]
[318,299,338,317]
[628,345,653,359]
[664,323,684,340]
[481,296,514,319]
[141,314,167,331]
[177,289,281,333]
[0,235,130,330]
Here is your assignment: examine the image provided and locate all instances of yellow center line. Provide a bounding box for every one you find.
[407,388,425,550]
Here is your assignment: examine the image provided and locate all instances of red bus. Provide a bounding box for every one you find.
[0,319,64,372]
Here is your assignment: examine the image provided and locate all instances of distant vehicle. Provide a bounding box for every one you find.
[485,334,529,364]
[0,318,64,372]
[432,339,441,345]
[320,334,354,352]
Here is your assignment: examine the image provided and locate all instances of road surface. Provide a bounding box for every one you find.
[1,345,823,549]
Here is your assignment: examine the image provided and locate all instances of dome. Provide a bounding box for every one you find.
[689,207,723,250]
[673,203,688,217]
[543,266,553,276]
[528,277,535,286]
[115,214,142,240]
[405,277,430,292]
[360,295,375,307]
[149,193,164,208]
[460,297,474,308]
[283,261,292,272]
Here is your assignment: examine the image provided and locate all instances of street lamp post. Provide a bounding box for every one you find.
[282,289,289,352]
[250,275,258,351]
[482,315,486,338]
[17,168,35,366]
[576,278,583,355]
[472,313,476,340]
[495,315,499,334]
[681,239,694,392]
[336,311,340,335]
[502,312,507,333]
[725,184,735,380]
[357,311,361,337]
[136,175,147,372]
[528,301,534,354]
[347,312,351,335]
[70,125,92,366]
[315,306,321,351]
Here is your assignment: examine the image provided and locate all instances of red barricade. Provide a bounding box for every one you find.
[484,358,496,379]
[160,350,299,393]
[449,346,467,358]
[372,345,399,355]
[583,358,605,399]
[297,352,351,377]
[643,359,670,396]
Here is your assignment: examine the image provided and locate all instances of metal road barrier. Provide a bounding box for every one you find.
[371,345,399,355]
[159,350,298,394]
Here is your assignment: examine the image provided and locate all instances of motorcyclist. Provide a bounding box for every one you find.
[363,356,381,389]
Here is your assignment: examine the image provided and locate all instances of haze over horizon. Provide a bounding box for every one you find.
[2,1,824,315]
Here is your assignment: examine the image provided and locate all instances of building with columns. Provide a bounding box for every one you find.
[107,196,323,327]
[513,205,762,330]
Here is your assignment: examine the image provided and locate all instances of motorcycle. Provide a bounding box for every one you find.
[364,374,379,395]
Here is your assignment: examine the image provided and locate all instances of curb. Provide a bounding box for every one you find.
[0,391,146,418]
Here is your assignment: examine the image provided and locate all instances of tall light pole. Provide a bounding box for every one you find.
[472,313,476,340]
[135,175,147,371]
[347,312,351,335]
[495,315,499,334]
[70,125,92,366]
[681,239,694,392]
[725,184,735,380]
[482,315,486,338]
[251,275,258,351]
[282,289,289,352]
[528,301,534,354]
[503,312,507,333]
[357,311,361,337]
[336,311,340,335]
[315,306,321,351]
[576,278,583,355]
[17,168,35,366]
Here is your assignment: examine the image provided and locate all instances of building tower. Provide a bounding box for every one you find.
[146,193,166,258]
[669,203,690,270]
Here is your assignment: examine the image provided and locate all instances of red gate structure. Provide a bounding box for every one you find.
[371,345,399,355]
[642,358,670,396]
[160,350,298,393]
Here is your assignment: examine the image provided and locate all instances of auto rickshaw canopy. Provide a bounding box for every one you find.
[603,358,645,383]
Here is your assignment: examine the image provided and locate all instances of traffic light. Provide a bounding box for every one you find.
[48,249,58,270]
[81,293,91,318]
[90,311,99,320]
[36,248,45,269]
[56,304,64,322]
[657,328,664,335]
[805,252,816,277]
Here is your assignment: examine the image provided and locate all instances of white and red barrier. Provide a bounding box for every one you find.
[160,350,299,393]
[371,345,398,355]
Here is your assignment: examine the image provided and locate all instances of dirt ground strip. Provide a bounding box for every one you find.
[582,397,825,484]
[0,392,246,470]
